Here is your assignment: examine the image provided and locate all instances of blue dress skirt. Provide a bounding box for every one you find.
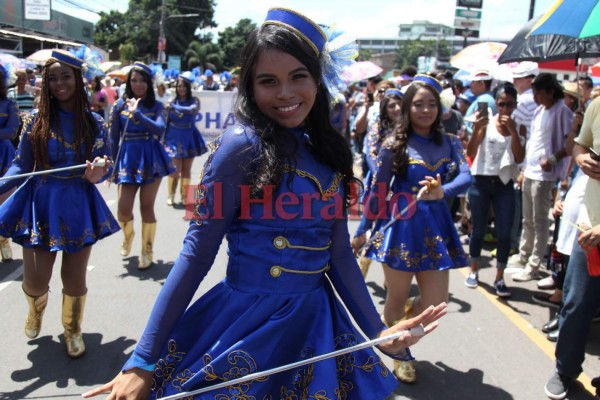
[0,175,120,252]
[0,140,15,175]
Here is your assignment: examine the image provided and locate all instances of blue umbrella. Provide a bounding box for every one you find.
[498,0,600,64]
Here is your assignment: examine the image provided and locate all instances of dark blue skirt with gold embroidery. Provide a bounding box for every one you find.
[164,124,207,159]
[0,175,120,252]
[114,135,176,184]
[0,139,15,176]
[366,198,469,271]
[150,280,399,399]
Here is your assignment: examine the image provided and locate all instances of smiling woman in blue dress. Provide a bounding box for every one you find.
[109,62,175,269]
[84,8,446,400]
[163,71,207,206]
[352,75,471,384]
[0,50,119,358]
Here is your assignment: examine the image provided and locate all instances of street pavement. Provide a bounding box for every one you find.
[0,152,599,400]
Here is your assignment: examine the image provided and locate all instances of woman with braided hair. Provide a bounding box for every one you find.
[0,50,119,358]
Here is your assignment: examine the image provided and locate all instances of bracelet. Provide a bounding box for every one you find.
[548,154,558,165]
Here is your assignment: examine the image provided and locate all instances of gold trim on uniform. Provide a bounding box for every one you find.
[272,235,331,250]
[281,164,343,201]
[270,264,330,278]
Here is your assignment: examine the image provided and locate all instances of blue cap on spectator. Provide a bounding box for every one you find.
[458,89,477,104]
[204,69,214,78]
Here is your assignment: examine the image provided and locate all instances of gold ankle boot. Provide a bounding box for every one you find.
[62,291,87,358]
[139,222,156,270]
[180,178,191,206]
[393,359,416,383]
[24,288,49,339]
[119,218,135,257]
[383,314,417,384]
[166,176,178,206]
[0,236,13,261]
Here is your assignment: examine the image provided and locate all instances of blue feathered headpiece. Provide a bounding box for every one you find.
[262,8,358,103]
[70,45,103,82]
[0,62,17,87]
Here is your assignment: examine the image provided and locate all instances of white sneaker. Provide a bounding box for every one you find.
[537,275,556,290]
[512,266,540,282]
[507,254,527,268]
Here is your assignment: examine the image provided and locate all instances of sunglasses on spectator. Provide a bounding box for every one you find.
[497,101,516,108]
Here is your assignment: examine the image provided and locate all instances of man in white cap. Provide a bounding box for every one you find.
[465,69,497,135]
[507,62,539,259]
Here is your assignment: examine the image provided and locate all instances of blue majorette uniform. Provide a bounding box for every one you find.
[123,126,400,399]
[164,97,207,159]
[357,132,471,271]
[0,98,19,175]
[109,98,175,184]
[0,110,120,252]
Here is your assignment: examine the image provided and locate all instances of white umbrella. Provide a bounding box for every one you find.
[26,49,55,65]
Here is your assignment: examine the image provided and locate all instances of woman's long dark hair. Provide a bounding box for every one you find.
[31,58,97,168]
[234,24,359,209]
[390,82,443,177]
[124,67,156,108]
[0,68,7,100]
[378,93,403,132]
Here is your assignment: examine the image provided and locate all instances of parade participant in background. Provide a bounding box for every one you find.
[199,69,219,91]
[84,8,447,400]
[109,62,175,270]
[0,62,20,261]
[464,84,525,297]
[356,87,403,277]
[163,71,207,206]
[0,50,119,358]
[352,74,470,383]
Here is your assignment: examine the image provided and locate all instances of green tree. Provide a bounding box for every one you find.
[184,41,224,71]
[394,38,451,69]
[119,43,137,65]
[218,19,257,69]
[94,0,216,62]
[357,47,372,61]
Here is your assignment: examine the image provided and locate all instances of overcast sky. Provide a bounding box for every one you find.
[54,0,558,41]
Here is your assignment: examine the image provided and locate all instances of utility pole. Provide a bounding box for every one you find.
[158,0,167,64]
[529,0,536,19]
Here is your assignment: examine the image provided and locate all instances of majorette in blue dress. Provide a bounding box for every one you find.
[123,125,401,399]
[0,110,120,252]
[163,97,207,159]
[109,98,175,184]
[0,98,19,175]
[356,132,471,271]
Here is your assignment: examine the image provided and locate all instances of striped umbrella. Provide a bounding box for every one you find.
[498,0,600,63]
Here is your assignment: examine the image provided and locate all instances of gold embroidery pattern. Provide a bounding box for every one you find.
[151,333,389,399]
[374,227,460,269]
[281,165,343,201]
[270,264,330,278]
[408,157,451,172]
[0,217,114,250]
[194,137,223,226]
[273,236,331,251]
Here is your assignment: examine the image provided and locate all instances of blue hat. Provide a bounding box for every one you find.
[50,50,83,69]
[132,61,152,77]
[384,88,403,98]
[180,71,195,84]
[263,7,327,56]
[458,89,477,104]
[412,74,443,93]
[204,69,213,78]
